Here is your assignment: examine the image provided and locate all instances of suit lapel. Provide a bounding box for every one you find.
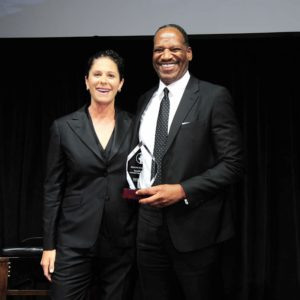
[67,106,105,161]
[166,76,199,152]
[132,78,199,154]
[132,87,157,148]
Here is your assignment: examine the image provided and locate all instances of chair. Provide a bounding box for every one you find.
[0,237,49,299]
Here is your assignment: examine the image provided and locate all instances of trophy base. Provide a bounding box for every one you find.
[122,188,142,200]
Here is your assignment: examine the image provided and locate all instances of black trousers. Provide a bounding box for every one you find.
[50,234,135,300]
[137,206,222,300]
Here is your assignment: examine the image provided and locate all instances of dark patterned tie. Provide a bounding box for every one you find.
[151,87,170,185]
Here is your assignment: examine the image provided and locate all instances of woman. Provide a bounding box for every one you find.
[40,50,137,300]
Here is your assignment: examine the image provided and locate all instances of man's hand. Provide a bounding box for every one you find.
[40,249,56,282]
[136,184,186,208]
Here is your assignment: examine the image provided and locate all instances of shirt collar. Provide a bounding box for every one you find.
[157,71,190,98]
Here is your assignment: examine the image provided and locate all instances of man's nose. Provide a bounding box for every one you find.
[161,49,172,60]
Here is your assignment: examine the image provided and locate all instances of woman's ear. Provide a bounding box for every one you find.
[118,78,125,92]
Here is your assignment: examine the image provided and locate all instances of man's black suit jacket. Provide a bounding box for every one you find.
[43,106,136,250]
[132,75,243,252]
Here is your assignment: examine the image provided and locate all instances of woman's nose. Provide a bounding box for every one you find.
[99,75,108,83]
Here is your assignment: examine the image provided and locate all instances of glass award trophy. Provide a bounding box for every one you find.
[122,141,157,200]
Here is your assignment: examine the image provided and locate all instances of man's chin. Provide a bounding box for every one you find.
[159,74,176,85]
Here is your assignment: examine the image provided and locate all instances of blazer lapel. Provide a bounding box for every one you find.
[67,106,104,161]
[108,110,132,161]
[166,76,199,152]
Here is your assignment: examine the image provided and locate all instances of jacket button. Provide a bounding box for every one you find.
[105,196,110,201]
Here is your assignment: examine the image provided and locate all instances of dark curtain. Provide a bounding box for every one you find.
[1,33,299,299]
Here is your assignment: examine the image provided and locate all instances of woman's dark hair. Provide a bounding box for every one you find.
[154,24,190,47]
[85,49,125,80]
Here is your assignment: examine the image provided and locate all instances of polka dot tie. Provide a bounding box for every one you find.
[151,87,170,185]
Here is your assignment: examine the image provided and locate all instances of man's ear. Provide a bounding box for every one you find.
[187,47,193,61]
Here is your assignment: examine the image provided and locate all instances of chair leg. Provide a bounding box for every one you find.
[0,257,9,300]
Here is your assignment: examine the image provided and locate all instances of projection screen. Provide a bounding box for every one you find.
[0,0,300,37]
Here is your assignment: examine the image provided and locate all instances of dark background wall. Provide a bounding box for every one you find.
[1,33,300,299]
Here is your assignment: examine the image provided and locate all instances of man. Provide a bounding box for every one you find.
[131,24,243,299]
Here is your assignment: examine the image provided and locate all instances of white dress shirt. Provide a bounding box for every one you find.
[138,71,190,188]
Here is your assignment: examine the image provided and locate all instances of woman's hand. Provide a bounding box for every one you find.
[40,249,56,282]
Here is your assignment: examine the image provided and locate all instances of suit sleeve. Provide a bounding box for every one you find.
[180,87,243,206]
[43,120,66,250]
